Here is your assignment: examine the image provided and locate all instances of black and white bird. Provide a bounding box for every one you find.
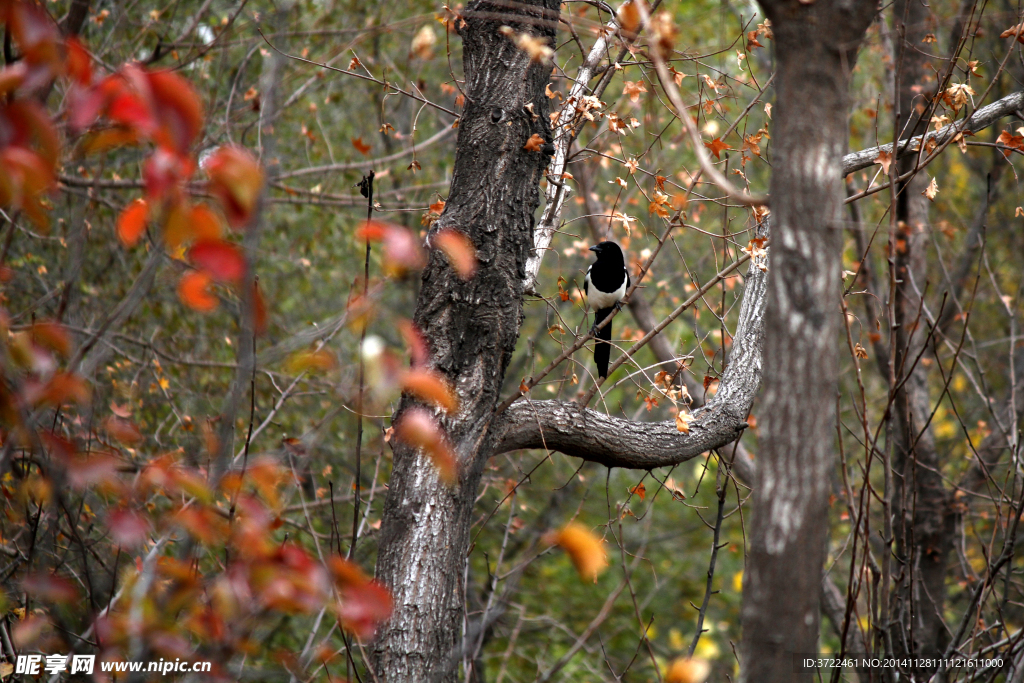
[584,241,630,379]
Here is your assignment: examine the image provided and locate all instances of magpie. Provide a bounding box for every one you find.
[584,241,630,379]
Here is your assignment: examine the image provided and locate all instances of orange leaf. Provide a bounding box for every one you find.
[432,228,476,279]
[116,198,148,247]
[79,127,141,155]
[190,203,225,241]
[704,137,729,159]
[203,144,264,228]
[29,321,70,357]
[665,658,711,683]
[351,136,371,155]
[873,149,893,175]
[178,271,218,312]
[629,482,646,501]
[188,239,245,283]
[543,522,608,582]
[162,200,193,250]
[402,369,458,413]
[522,133,545,152]
[251,279,268,336]
[394,407,457,484]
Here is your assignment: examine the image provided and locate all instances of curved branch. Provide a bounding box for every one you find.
[491,219,768,467]
[841,90,1024,177]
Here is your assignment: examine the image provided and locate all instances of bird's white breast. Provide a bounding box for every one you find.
[585,267,628,310]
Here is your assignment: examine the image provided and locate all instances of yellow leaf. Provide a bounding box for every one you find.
[543,522,608,582]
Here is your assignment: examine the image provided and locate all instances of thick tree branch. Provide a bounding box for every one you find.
[841,90,1024,177]
[492,220,767,467]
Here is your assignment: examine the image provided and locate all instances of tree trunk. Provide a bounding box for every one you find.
[889,0,954,663]
[740,3,876,681]
[372,2,558,681]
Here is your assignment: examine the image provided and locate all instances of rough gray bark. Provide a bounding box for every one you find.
[739,3,877,682]
[372,2,558,681]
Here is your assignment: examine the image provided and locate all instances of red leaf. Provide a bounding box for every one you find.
[21,573,79,604]
[203,145,264,228]
[356,220,425,275]
[143,147,193,202]
[104,415,142,445]
[7,2,60,70]
[106,508,151,547]
[351,136,371,155]
[26,372,91,407]
[188,239,245,283]
[64,36,92,86]
[178,271,218,312]
[398,320,429,367]
[63,453,119,489]
[338,581,393,640]
[522,133,545,151]
[147,69,204,154]
[116,198,148,247]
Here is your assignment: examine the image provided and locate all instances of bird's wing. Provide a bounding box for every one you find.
[584,265,591,296]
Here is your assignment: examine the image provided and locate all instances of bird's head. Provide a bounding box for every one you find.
[589,241,623,260]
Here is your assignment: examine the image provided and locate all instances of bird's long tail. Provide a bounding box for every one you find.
[593,307,613,379]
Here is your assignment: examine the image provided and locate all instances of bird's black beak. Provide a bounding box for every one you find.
[588,245,598,252]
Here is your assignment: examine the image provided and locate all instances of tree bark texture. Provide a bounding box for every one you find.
[372,2,558,681]
[740,3,876,682]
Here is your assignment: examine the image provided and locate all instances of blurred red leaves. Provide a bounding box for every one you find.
[356,219,426,275]
[329,557,394,639]
[432,228,477,279]
[203,145,264,228]
[394,406,458,484]
[188,240,245,284]
[116,198,148,247]
[21,572,79,604]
